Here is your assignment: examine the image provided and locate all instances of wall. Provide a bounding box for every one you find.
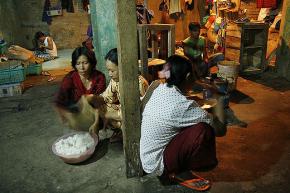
[0,0,89,49]
[240,0,260,20]
[49,0,90,49]
[148,0,202,41]
[90,0,117,80]
[0,1,26,46]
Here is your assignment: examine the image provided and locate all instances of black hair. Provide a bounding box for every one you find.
[188,22,201,31]
[34,31,45,40]
[71,46,97,72]
[166,55,193,89]
[105,48,118,66]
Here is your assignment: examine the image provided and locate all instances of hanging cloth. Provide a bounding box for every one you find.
[185,0,194,10]
[61,0,74,13]
[257,0,277,8]
[169,0,182,15]
[42,0,52,25]
[159,0,169,11]
[136,4,154,24]
[82,0,90,12]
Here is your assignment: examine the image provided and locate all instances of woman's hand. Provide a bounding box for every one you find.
[85,94,105,108]
[89,124,99,134]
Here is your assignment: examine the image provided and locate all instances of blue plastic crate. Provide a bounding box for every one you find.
[26,64,43,75]
[0,65,25,85]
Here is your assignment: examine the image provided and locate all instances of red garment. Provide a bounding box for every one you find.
[163,122,218,175]
[257,0,277,8]
[55,70,106,108]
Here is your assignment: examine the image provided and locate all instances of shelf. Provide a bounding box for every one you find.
[242,67,262,72]
[243,46,263,49]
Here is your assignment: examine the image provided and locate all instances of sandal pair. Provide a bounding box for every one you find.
[169,171,211,191]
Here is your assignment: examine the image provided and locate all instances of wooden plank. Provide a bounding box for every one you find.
[138,24,175,79]
[168,25,175,56]
[116,0,143,177]
[138,25,149,79]
[140,24,175,31]
[226,23,242,38]
[225,48,240,62]
[151,30,158,58]
[225,36,241,49]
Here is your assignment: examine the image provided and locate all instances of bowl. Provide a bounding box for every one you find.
[52,131,98,164]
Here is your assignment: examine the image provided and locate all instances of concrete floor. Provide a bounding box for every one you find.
[0,55,290,193]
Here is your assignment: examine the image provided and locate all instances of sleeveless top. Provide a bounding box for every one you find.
[44,37,57,57]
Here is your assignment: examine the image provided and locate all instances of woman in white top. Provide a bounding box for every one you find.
[140,55,222,179]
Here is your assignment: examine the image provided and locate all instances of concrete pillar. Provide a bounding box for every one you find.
[276,0,290,80]
[89,0,117,80]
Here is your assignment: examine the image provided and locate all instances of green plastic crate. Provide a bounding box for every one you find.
[0,65,25,85]
[26,64,43,75]
[0,42,7,54]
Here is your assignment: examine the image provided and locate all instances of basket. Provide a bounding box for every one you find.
[217,60,240,92]
[26,64,43,75]
[52,131,99,164]
[0,64,25,85]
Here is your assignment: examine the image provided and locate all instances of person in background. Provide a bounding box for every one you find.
[82,24,94,52]
[7,31,57,64]
[34,31,58,61]
[54,46,106,133]
[87,48,149,142]
[183,22,224,78]
[140,54,225,181]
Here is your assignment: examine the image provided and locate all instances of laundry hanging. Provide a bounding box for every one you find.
[136,3,154,24]
[61,0,74,13]
[169,0,182,15]
[82,0,90,12]
[42,0,52,24]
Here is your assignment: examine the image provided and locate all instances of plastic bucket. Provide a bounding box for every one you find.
[217,60,240,92]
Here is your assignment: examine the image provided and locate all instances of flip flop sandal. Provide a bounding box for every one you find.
[42,71,51,76]
[47,76,56,82]
[169,172,211,191]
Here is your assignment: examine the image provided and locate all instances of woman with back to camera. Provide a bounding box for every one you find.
[140,54,225,188]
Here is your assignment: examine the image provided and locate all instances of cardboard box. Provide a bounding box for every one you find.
[0,42,7,54]
[0,82,23,97]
